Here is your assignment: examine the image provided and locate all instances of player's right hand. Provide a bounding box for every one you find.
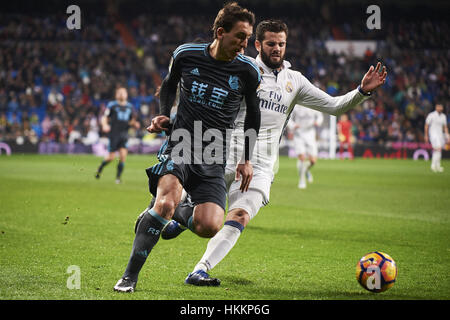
[102,124,111,133]
[235,161,253,192]
[147,115,170,133]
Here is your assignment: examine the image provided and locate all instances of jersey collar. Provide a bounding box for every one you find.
[255,55,291,76]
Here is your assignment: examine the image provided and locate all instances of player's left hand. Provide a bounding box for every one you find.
[147,115,170,133]
[360,62,387,93]
[235,161,253,192]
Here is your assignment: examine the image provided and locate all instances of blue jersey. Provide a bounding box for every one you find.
[105,100,134,138]
[165,42,261,163]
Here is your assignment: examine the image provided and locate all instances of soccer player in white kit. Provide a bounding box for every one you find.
[424,104,449,172]
[160,19,388,286]
[288,106,323,189]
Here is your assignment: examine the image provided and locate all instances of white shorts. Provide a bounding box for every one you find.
[294,135,318,157]
[225,167,272,220]
[430,134,445,149]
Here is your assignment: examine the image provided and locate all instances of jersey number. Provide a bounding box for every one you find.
[117,109,131,121]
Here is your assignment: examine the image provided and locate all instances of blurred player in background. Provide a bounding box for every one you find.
[424,103,449,172]
[159,19,388,286]
[288,106,323,189]
[337,113,354,159]
[95,87,140,184]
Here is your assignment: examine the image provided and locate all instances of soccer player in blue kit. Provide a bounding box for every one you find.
[114,2,261,292]
[95,87,140,184]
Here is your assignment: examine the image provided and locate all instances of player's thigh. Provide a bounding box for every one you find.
[106,151,116,161]
[294,138,306,157]
[227,188,265,221]
[307,141,318,159]
[430,135,444,150]
[224,167,235,191]
[118,148,128,162]
[154,174,183,219]
[192,202,225,237]
[187,167,227,237]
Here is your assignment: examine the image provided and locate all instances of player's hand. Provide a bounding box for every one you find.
[360,62,387,93]
[147,115,170,133]
[424,135,429,144]
[102,124,111,133]
[235,161,253,192]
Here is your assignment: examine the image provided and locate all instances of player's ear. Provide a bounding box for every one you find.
[254,40,261,52]
[216,27,226,39]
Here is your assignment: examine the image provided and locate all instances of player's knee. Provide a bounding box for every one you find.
[227,209,249,227]
[197,224,221,238]
[155,197,178,217]
[193,217,222,238]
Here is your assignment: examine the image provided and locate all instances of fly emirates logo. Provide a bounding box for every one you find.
[259,91,288,114]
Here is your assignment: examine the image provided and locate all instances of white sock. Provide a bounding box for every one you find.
[300,160,308,184]
[431,151,437,168]
[193,223,243,273]
[296,159,302,174]
[436,150,442,168]
[432,150,441,169]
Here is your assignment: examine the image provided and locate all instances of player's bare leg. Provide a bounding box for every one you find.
[306,155,316,183]
[96,152,116,179]
[114,174,182,292]
[190,202,224,238]
[297,154,307,189]
[115,148,128,183]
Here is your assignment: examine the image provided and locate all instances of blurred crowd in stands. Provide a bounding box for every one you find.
[0,2,448,149]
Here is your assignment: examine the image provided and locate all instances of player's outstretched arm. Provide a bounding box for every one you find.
[295,62,388,117]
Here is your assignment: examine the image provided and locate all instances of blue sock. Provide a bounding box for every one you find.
[123,208,168,281]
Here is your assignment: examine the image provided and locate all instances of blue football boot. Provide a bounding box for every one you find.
[161,220,186,240]
[185,270,221,287]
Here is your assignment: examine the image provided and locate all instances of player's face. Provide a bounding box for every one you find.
[256,31,287,69]
[436,104,444,113]
[218,21,253,60]
[116,88,128,102]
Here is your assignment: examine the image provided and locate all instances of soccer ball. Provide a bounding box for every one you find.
[355,251,398,293]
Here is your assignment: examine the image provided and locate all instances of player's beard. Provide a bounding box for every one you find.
[260,49,284,70]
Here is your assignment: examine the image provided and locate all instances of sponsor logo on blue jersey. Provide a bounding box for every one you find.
[190,68,200,76]
[188,81,229,109]
[228,75,239,90]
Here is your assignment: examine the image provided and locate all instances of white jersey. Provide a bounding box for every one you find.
[426,111,447,138]
[288,106,323,157]
[426,110,448,149]
[289,106,323,136]
[226,55,368,185]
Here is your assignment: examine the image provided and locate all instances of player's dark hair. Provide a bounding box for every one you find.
[256,19,289,41]
[212,2,255,39]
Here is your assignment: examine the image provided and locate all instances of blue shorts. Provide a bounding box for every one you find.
[108,135,128,152]
[145,156,227,211]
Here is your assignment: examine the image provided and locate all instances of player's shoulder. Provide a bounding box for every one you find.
[106,100,117,109]
[426,110,437,119]
[236,54,261,81]
[172,42,209,60]
[284,66,305,81]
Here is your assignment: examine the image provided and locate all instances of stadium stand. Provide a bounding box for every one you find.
[0,0,448,154]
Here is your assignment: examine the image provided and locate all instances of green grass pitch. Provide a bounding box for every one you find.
[0,154,449,300]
